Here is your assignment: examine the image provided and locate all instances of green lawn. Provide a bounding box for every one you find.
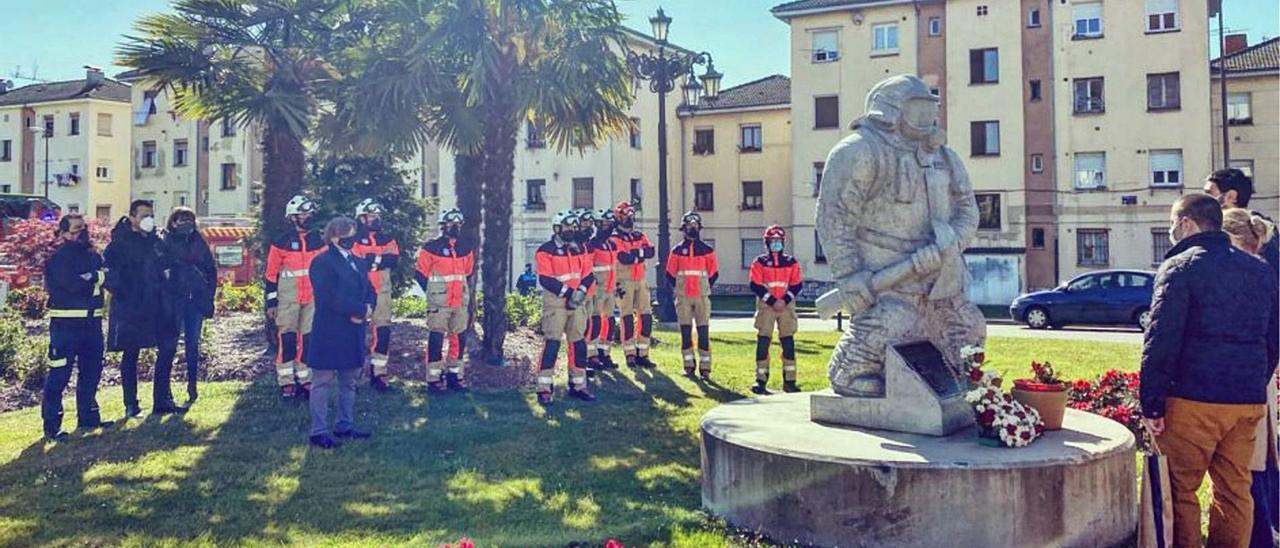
[0,331,1140,546]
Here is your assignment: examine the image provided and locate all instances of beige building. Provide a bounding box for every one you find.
[773,0,1214,304]
[677,75,792,290]
[116,71,264,225]
[1212,35,1280,219]
[0,68,133,220]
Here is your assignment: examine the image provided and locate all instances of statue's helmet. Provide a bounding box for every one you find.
[863,75,938,129]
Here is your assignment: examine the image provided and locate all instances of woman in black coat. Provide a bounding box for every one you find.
[161,207,217,403]
[306,216,376,449]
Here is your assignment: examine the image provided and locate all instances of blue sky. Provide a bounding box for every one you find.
[0,0,1276,88]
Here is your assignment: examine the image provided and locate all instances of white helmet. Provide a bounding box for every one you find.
[285,195,316,217]
[354,198,383,217]
[438,208,464,225]
[552,209,580,230]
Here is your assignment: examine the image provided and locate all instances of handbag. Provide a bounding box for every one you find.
[1138,433,1175,548]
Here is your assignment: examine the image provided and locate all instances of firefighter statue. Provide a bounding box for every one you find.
[815,74,986,398]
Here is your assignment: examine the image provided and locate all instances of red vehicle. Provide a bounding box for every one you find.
[200,224,257,286]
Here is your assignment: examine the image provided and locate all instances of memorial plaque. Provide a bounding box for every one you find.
[892,341,961,398]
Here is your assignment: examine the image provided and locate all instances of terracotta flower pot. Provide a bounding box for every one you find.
[1012,381,1068,430]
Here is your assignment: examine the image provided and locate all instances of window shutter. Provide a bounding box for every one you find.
[1167,73,1180,106]
[970,50,983,83]
[970,122,984,156]
[813,31,838,54]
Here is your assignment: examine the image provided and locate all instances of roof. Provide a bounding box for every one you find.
[0,78,131,107]
[686,74,790,113]
[771,0,915,19]
[1212,36,1280,75]
[619,26,697,56]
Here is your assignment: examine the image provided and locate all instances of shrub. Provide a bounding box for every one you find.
[0,218,112,279]
[215,281,262,315]
[505,292,541,328]
[1068,369,1145,448]
[0,313,48,389]
[392,295,427,319]
[5,285,48,319]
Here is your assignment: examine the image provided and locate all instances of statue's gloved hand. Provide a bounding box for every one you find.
[839,271,875,313]
[912,245,943,274]
[932,221,958,254]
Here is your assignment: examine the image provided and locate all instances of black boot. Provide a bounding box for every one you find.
[371,375,390,393]
[445,373,468,392]
[783,380,800,393]
[751,381,770,395]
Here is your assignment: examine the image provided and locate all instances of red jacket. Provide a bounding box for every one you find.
[665,239,719,298]
[536,239,595,299]
[414,236,475,309]
[264,229,326,307]
[351,227,400,293]
[612,230,654,282]
[749,252,803,303]
[588,234,619,295]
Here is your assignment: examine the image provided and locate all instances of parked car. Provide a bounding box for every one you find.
[1009,270,1155,331]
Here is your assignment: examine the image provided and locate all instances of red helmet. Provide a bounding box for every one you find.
[763,224,786,241]
[613,201,636,219]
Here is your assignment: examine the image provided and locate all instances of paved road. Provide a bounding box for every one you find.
[708,316,1143,344]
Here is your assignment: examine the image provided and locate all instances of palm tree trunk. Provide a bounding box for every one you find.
[479,110,519,362]
[260,122,306,254]
[455,152,483,356]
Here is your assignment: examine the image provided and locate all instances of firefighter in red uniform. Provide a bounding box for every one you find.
[535,210,597,406]
[610,201,657,368]
[587,207,620,371]
[415,208,475,393]
[665,211,719,379]
[352,199,400,392]
[749,225,804,394]
[265,195,326,399]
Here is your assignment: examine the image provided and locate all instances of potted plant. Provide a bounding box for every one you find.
[1012,361,1069,430]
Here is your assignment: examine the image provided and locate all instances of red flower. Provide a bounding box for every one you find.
[969,367,984,382]
[979,409,996,425]
[1015,411,1026,419]
[1003,393,1014,403]
[605,540,624,548]
[1035,424,1046,434]
[458,540,476,548]
[1020,431,1032,440]
[1005,424,1017,434]
[975,351,986,364]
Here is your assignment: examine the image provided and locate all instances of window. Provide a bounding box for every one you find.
[96,113,113,136]
[1029,80,1042,102]
[969,48,999,84]
[970,121,1000,156]
[977,5,988,16]
[572,177,594,209]
[1149,149,1182,187]
[1077,230,1109,266]
[815,230,826,263]
[1147,72,1181,110]
[741,239,765,269]
[66,203,79,214]
[1027,8,1042,28]
[928,17,942,36]
[0,140,10,162]
[220,118,236,137]
[628,117,641,148]
[872,23,898,53]
[976,193,1001,230]
[1073,3,1103,38]
[814,96,839,129]
[694,183,714,211]
[1227,93,1252,125]
[741,181,763,211]
[95,205,111,220]
[812,29,839,62]
[525,179,546,211]
[68,113,80,136]
[42,115,54,137]
[740,125,762,152]
[1145,0,1178,32]
[173,139,188,167]
[693,128,714,155]
[220,163,237,190]
[1072,78,1104,114]
[175,191,190,207]
[1074,152,1106,189]
[526,120,545,148]
[95,162,111,181]
[136,90,158,125]
[630,178,643,210]
[141,141,157,168]
[813,162,825,197]
[1030,153,1044,173]
[1229,159,1254,178]
[0,185,8,193]
[1032,227,1046,249]
[1151,229,1173,263]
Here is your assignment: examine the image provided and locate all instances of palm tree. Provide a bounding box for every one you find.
[117,0,347,244]
[344,0,635,361]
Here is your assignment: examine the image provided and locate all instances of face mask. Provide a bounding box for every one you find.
[368,219,382,231]
[620,218,634,229]
[769,241,784,253]
[1168,219,1185,246]
[139,216,156,233]
[74,231,90,245]
[173,223,196,236]
[294,216,311,230]
[444,226,461,239]
[338,236,357,250]
[684,228,700,240]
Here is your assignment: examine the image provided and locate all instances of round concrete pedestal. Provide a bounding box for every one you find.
[700,393,1136,547]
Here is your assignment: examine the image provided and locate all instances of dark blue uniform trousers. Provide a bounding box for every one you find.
[41,318,105,436]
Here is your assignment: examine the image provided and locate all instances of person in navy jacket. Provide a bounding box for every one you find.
[305,216,377,449]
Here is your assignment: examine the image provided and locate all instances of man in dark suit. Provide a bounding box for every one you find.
[306,216,377,449]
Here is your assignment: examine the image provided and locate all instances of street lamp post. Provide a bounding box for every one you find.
[27,126,50,198]
[626,8,722,322]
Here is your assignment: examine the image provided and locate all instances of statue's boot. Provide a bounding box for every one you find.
[846,374,885,397]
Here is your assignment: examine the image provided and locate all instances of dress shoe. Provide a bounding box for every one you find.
[45,431,69,442]
[153,403,189,416]
[123,405,143,419]
[335,428,372,439]
[78,420,115,430]
[309,434,342,449]
[187,382,198,403]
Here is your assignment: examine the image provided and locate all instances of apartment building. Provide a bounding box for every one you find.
[0,67,133,220]
[1211,35,1279,219]
[116,71,264,225]
[773,0,1213,303]
[677,74,792,291]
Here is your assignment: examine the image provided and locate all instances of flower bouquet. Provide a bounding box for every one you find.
[1012,361,1069,430]
[961,346,1045,448]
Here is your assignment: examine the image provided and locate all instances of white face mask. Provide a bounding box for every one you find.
[139,216,156,233]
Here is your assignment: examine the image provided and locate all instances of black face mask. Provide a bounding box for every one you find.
[685,228,700,240]
[338,237,356,250]
[294,217,311,230]
[74,231,90,246]
[173,223,196,236]
[620,218,634,229]
[368,219,382,232]
[444,226,461,239]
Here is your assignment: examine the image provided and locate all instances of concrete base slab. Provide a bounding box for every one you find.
[701,392,1137,547]
[810,388,973,437]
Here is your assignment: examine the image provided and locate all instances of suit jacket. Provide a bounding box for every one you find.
[306,246,377,370]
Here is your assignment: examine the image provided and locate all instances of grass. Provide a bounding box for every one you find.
[0,330,1141,546]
